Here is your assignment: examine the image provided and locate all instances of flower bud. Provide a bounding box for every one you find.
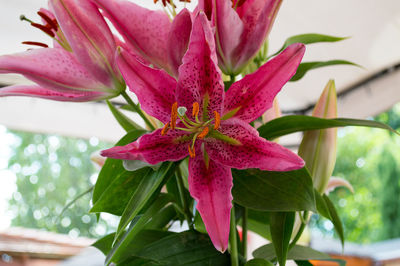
[298,80,338,194]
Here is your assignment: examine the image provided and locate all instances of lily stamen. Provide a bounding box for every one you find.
[22,41,49,48]
[161,122,170,135]
[197,126,209,139]
[188,145,196,158]
[214,111,220,130]
[170,102,178,129]
[37,11,58,30]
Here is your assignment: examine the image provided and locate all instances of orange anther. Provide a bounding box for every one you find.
[192,102,199,118]
[197,127,209,139]
[214,111,220,130]
[161,122,170,135]
[171,102,178,130]
[188,145,196,158]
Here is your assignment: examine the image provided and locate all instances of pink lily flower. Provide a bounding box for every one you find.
[199,0,282,75]
[93,0,192,77]
[101,13,305,252]
[0,0,124,102]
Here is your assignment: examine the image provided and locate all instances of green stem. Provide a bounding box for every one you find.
[288,211,309,250]
[242,207,248,260]
[121,91,155,130]
[229,207,239,266]
[176,167,194,230]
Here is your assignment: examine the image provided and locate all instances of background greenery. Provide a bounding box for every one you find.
[4,103,400,243]
[311,103,400,243]
[6,131,115,238]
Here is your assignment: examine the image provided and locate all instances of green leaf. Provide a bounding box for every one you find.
[314,190,330,218]
[314,191,345,248]
[254,244,330,261]
[323,194,345,247]
[93,230,173,258]
[92,130,146,205]
[106,194,174,265]
[246,210,271,240]
[90,168,149,215]
[258,115,400,141]
[116,162,176,239]
[296,259,346,266]
[291,60,358,82]
[144,205,177,229]
[269,212,295,266]
[106,100,142,131]
[194,211,207,234]
[295,260,313,266]
[232,168,316,212]
[245,258,274,266]
[121,231,230,266]
[273,33,348,56]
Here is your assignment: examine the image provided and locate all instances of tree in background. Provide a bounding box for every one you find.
[6,129,115,238]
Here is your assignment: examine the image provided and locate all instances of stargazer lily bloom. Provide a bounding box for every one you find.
[93,0,192,77]
[199,0,282,75]
[101,13,305,252]
[0,0,124,102]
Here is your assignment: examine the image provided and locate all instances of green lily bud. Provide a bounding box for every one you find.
[298,80,338,194]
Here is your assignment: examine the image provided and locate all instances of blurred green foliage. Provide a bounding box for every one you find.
[6,130,115,238]
[311,103,400,243]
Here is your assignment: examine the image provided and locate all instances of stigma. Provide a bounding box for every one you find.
[161,101,221,158]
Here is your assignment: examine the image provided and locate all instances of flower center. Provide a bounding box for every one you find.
[20,12,71,51]
[161,101,221,158]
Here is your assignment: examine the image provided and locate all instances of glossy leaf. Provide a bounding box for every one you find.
[254,244,330,260]
[246,258,274,266]
[106,100,141,131]
[232,168,316,212]
[144,205,177,229]
[296,259,346,266]
[246,210,271,240]
[116,162,176,239]
[92,130,146,205]
[90,168,149,215]
[106,194,174,265]
[269,212,295,266]
[92,229,173,257]
[290,60,358,81]
[258,115,400,141]
[121,231,230,265]
[314,191,344,247]
[323,194,345,247]
[272,33,347,57]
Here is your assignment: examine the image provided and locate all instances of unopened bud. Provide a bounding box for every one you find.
[298,80,338,194]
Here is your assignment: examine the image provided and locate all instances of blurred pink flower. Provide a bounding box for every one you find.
[0,0,124,102]
[199,0,282,74]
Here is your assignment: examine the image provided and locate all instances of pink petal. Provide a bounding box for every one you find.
[0,48,110,94]
[101,128,192,165]
[93,0,171,71]
[232,0,282,71]
[167,9,192,78]
[211,0,244,73]
[224,43,305,123]
[50,0,119,87]
[177,12,224,119]
[189,154,232,252]
[117,48,177,124]
[205,119,304,171]
[0,85,105,102]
